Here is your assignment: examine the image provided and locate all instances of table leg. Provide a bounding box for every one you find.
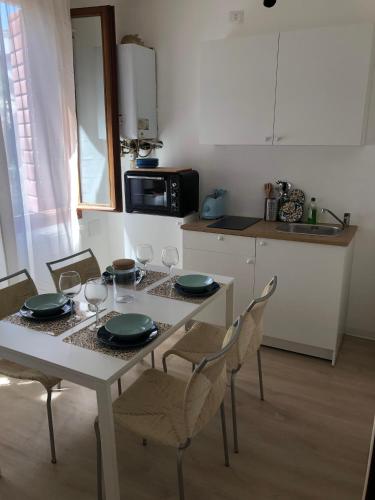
[96,384,121,500]
[225,282,234,328]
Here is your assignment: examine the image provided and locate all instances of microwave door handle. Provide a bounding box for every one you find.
[127,176,165,181]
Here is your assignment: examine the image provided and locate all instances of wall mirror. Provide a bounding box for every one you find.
[71,6,122,212]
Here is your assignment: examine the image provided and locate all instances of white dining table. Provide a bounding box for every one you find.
[0,267,234,500]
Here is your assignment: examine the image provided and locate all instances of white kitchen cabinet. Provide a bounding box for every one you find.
[254,238,354,364]
[183,232,256,323]
[200,23,375,146]
[200,33,278,145]
[274,24,375,145]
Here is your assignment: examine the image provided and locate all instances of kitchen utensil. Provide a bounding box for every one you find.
[264,198,279,221]
[264,182,273,198]
[201,189,227,219]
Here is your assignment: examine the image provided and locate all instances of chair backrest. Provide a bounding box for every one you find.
[228,276,278,371]
[0,269,38,319]
[46,248,101,290]
[182,315,244,439]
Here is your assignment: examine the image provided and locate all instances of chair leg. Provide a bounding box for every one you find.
[46,388,57,464]
[230,371,239,453]
[117,378,122,397]
[257,349,265,401]
[220,402,230,467]
[176,441,190,500]
[151,351,155,368]
[94,420,103,500]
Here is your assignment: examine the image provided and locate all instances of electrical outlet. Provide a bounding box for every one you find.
[229,10,244,24]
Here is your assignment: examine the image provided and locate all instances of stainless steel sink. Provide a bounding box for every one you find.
[276,223,343,236]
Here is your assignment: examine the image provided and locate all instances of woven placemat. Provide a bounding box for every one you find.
[4,301,96,337]
[136,270,168,291]
[63,311,172,360]
[147,276,222,304]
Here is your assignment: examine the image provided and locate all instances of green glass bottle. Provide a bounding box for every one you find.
[307,197,317,224]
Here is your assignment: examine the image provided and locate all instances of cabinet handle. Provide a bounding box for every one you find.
[217,235,224,241]
[258,241,266,246]
[246,258,255,265]
[265,136,272,142]
[275,136,284,143]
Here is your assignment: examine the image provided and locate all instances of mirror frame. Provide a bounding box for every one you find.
[71,6,122,212]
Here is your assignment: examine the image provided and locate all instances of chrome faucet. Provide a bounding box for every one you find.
[321,208,347,229]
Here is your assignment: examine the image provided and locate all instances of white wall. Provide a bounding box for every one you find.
[72,0,375,340]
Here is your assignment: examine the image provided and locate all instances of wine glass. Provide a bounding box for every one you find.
[84,277,108,331]
[136,244,154,276]
[59,271,82,321]
[161,246,179,292]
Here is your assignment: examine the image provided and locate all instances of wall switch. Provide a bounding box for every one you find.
[229,10,244,24]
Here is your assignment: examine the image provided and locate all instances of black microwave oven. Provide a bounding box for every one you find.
[124,169,199,217]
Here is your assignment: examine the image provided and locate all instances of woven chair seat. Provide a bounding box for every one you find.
[113,369,188,447]
[0,359,60,389]
[164,322,226,364]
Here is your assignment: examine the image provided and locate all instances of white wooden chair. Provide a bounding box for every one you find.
[162,276,277,453]
[0,269,61,463]
[94,314,247,500]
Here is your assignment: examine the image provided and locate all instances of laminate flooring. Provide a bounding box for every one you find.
[0,334,374,500]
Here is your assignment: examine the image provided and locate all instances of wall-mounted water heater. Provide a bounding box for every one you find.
[117,43,157,140]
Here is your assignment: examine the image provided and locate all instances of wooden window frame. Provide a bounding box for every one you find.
[71,6,122,212]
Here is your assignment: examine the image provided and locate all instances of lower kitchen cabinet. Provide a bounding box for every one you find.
[183,232,256,324]
[254,238,354,364]
[182,229,354,364]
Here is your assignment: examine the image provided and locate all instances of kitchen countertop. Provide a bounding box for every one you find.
[181,219,357,247]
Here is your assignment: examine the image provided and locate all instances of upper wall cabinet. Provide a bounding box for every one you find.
[200,24,375,146]
[274,24,374,146]
[200,33,279,145]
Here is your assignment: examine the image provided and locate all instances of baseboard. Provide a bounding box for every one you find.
[345,329,375,341]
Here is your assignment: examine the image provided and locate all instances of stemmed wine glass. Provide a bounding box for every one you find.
[136,244,154,277]
[84,277,108,331]
[59,271,82,322]
[161,246,179,293]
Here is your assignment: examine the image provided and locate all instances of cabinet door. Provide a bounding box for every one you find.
[200,33,279,145]
[184,248,255,324]
[274,24,374,145]
[254,239,346,351]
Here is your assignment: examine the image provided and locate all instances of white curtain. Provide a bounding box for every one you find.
[0,0,78,290]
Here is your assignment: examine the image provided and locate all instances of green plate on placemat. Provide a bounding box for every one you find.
[24,293,69,316]
[176,274,214,292]
[105,313,154,338]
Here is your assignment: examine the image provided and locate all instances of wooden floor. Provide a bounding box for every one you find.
[0,334,374,500]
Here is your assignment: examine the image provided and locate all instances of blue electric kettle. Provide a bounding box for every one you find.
[201,189,227,220]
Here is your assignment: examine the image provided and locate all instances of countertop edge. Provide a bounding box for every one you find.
[181,221,358,247]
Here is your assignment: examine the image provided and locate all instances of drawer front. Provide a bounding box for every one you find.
[183,231,256,257]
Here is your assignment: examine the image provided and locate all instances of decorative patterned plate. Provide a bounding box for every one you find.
[279,201,304,223]
[288,189,306,204]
